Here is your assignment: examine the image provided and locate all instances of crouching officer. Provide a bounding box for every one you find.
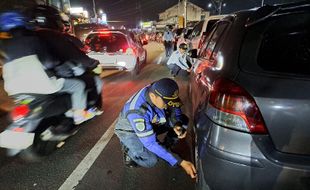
[166,43,192,77]
[114,78,197,179]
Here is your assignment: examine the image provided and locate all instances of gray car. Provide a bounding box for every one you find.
[189,1,310,190]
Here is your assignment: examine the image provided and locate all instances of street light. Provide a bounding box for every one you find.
[208,3,212,8]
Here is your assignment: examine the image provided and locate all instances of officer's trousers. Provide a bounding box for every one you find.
[115,129,159,168]
[114,116,180,168]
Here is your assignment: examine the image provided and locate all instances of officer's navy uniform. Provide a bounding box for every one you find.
[114,85,187,167]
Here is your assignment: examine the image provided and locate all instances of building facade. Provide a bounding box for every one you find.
[45,0,71,13]
[157,0,209,29]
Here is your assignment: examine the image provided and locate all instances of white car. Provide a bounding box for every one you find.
[85,30,147,75]
[187,15,226,53]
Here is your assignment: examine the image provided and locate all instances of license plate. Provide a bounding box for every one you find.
[0,130,34,149]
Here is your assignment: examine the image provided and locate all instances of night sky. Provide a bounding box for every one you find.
[70,0,302,26]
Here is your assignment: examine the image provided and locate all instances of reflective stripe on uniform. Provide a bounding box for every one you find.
[133,118,145,123]
[129,88,145,110]
[136,130,154,138]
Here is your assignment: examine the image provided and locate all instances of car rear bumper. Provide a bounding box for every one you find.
[87,53,136,71]
[196,121,310,190]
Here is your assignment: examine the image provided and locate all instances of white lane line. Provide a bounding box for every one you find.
[58,120,117,190]
[156,55,163,65]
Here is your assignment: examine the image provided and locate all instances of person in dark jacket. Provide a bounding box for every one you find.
[28,5,103,113]
[0,11,95,124]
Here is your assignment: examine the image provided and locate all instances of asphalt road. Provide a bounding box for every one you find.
[0,42,195,190]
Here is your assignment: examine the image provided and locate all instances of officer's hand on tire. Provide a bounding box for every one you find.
[173,126,187,139]
[180,160,197,179]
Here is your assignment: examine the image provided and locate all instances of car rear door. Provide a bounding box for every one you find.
[238,10,310,156]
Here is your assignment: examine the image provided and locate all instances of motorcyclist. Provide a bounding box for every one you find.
[0,11,95,125]
[27,5,103,114]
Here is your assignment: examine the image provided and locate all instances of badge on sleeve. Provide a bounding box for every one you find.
[133,118,146,131]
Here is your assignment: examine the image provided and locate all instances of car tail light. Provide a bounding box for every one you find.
[11,105,30,121]
[99,31,111,35]
[12,127,25,132]
[206,78,267,134]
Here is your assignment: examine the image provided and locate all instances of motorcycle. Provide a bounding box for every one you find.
[0,92,87,159]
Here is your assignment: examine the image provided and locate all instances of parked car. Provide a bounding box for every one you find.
[176,28,193,50]
[190,2,310,190]
[173,28,185,50]
[188,15,226,53]
[85,29,147,76]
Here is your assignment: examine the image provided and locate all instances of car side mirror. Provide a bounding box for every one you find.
[188,49,198,58]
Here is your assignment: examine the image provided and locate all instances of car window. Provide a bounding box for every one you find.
[241,12,310,76]
[205,19,219,35]
[200,22,228,60]
[190,21,203,38]
[86,33,128,52]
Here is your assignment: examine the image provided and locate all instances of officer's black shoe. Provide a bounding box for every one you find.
[123,151,139,168]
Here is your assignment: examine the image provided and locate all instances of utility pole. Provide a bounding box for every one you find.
[211,0,224,15]
[261,0,264,6]
[92,0,97,18]
[184,0,187,27]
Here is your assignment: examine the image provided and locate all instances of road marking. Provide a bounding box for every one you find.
[58,120,117,190]
[156,55,163,65]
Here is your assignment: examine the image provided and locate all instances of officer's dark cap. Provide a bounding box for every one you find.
[150,78,182,108]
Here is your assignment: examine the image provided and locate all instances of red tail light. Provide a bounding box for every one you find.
[11,105,30,121]
[98,31,111,37]
[207,78,267,134]
[12,127,25,132]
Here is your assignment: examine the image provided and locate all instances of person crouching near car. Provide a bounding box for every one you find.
[166,43,192,78]
[114,78,197,179]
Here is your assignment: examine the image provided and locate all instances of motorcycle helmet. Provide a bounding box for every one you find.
[0,12,28,31]
[29,5,64,31]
